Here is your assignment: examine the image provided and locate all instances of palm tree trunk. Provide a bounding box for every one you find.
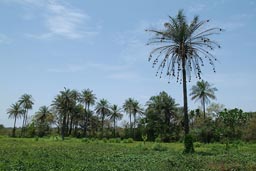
[101,115,104,138]
[12,116,17,137]
[129,112,132,137]
[61,114,66,140]
[203,97,206,119]
[83,104,87,137]
[133,113,136,139]
[182,56,189,135]
[113,118,116,138]
[21,112,26,137]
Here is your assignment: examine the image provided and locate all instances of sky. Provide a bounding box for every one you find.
[0,0,256,127]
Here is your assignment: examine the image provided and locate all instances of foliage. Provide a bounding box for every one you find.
[219,108,249,140]
[183,134,195,153]
[1,138,256,171]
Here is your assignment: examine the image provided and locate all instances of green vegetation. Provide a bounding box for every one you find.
[0,137,256,171]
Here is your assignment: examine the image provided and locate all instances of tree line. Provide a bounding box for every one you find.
[6,80,256,143]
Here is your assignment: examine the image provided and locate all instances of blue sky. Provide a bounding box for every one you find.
[1,0,256,127]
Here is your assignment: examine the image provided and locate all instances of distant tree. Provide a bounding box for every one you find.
[34,106,53,137]
[80,89,96,137]
[19,94,34,136]
[7,102,24,137]
[52,88,76,140]
[110,104,123,137]
[190,80,217,119]
[95,99,110,137]
[146,10,222,152]
[207,103,225,119]
[131,100,144,139]
[145,91,179,141]
[123,98,134,137]
[219,108,249,140]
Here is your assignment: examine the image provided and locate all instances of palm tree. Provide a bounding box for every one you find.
[146,91,179,140]
[52,88,76,140]
[95,99,110,137]
[146,10,222,137]
[123,98,134,137]
[80,89,96,137]
[35,106,52,123]
[19,94,34,136]
[190,80,217,119]
[7,102,24,137]
[131,100,144,139]
[110,104,123,137]
[35,106,53,137]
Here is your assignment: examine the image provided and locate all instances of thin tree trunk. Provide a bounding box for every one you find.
[129,112,132,137]
[69,117,73,135]
[61,114,66,140]
[12,116,17,137]
[133,113,136,139]
[83,104,87,137]
[101,115,104,138]
[113,118,116,138]
[182,56,189,135]
[87,104,90,137]
[203,97,206,119]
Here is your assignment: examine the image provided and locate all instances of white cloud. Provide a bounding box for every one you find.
[3,0,99,40]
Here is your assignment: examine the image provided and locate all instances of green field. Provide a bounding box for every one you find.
[0,137,256,171]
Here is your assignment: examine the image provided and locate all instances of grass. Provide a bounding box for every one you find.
[0,137,256,170]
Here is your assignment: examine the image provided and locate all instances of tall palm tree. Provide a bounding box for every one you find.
[123,98,134,137]
[19,94,34,136]
[146,10,222,137]
[7,102,24,137]
[190,80,217,119]
[110,104,123,137]
[95,99,110,137]
[80,89,96,137]
[131,100,144,139]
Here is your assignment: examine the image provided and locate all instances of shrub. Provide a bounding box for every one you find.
[102,138,108,143]
[183,134,195,153]
[152,143,168,151]
[155,136,161,143]
[81,138,90,143]
[123,138,133,143]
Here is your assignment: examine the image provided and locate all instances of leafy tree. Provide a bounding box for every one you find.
[190,80,217,119]
[146,10,222,152]
[95,99,110,137]
[7,102,24,137]
[19,94,34,136]
[219,108,249,140]
[145,91,179,141]
[80,89,96,137]
[110,104,123,137]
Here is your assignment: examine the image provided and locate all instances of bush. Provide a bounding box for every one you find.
[81,138,90,143]
[183,134,195,153]
[152,143,168,151]
[102,138,108,143]
[155,136,162,143]
[123,138,133,143]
